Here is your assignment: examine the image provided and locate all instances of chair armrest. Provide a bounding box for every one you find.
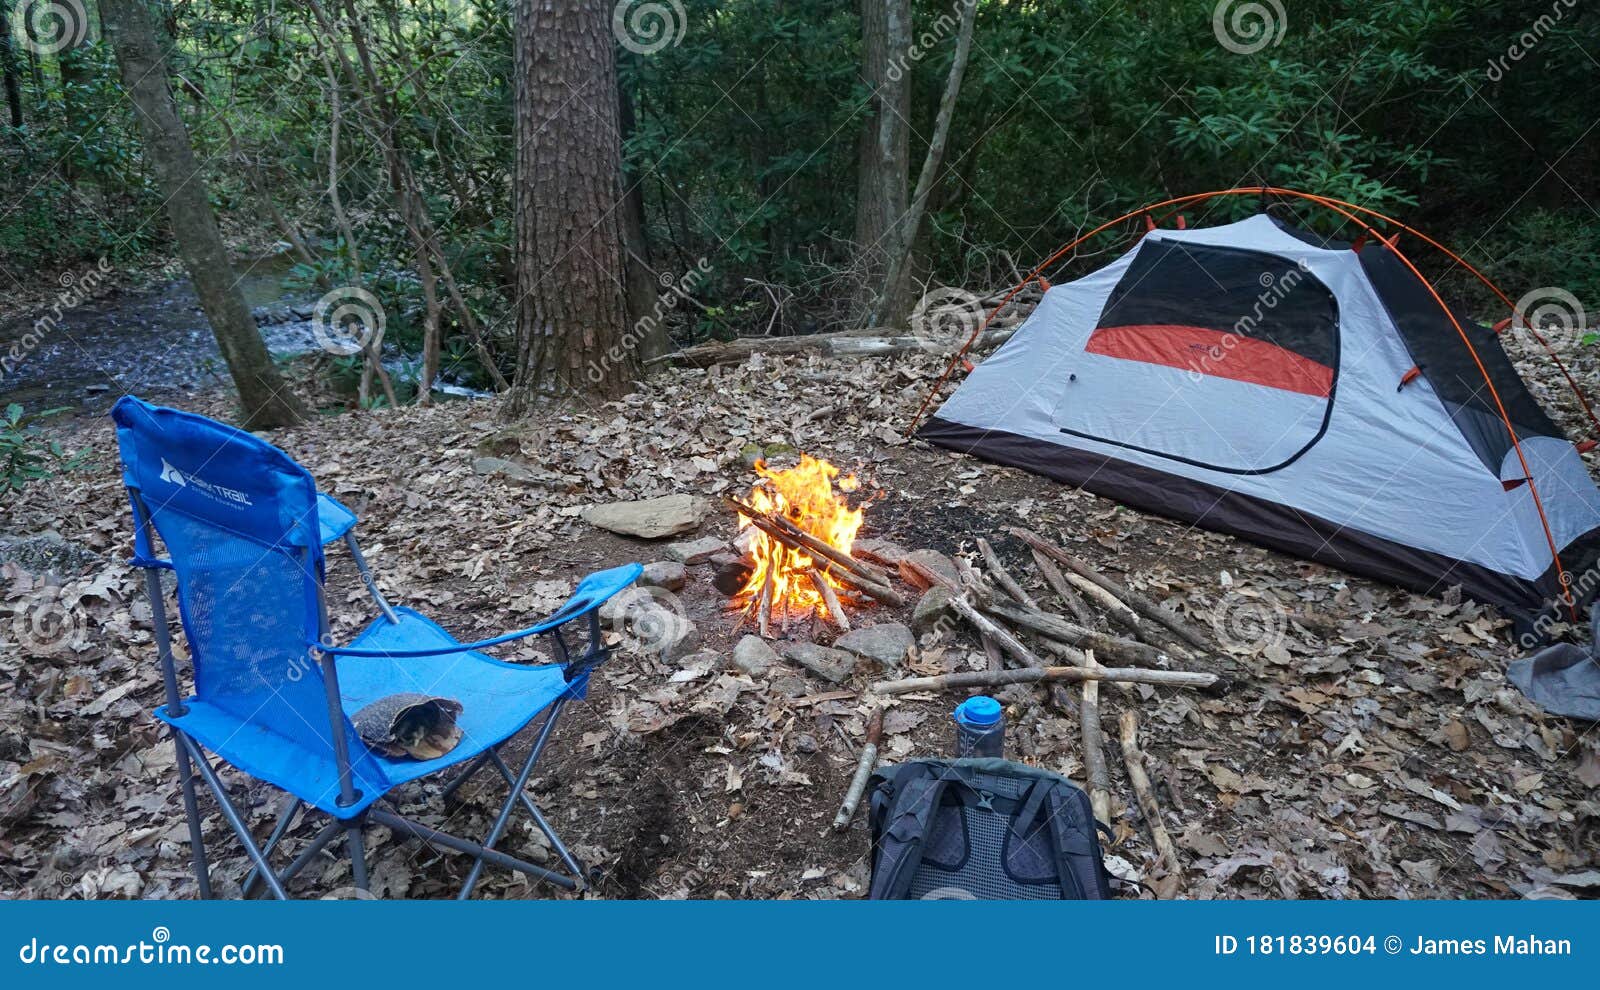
[319,563,642,659]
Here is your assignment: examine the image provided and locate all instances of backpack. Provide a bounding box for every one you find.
[865,757,1112,900]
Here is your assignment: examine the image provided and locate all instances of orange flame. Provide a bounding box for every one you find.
[736,455,865,620]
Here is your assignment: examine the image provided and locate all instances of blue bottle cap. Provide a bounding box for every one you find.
[955,696,1002,726]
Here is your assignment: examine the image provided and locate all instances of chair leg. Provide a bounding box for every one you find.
[169,727,213,899]
[487,751,587,882]
[368,809,575,889]
[457,699,567,900]
[178,735,289,900]
[346,823,370,893]
[242,795,302,898]
[276,821,343,887]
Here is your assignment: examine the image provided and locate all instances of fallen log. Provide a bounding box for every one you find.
[977,537,1038,610]
[650,326,1020,368]
[870,664,1226,696]
[1029,547,1096,628]
[1119,711,1183,892]
[832,708,883,831]
[1011,527,1210,652]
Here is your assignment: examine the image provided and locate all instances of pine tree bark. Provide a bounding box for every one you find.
[854,0,911,321]
[101,0,303,428]
[504,0,634,415]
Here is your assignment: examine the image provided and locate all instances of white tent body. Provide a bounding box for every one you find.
[921,215,1600,616]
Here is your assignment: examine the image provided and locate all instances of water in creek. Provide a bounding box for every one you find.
[0,260,485,415]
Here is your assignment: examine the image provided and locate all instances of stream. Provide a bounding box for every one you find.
[0,259,485,415]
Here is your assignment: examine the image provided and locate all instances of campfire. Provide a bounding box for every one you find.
[727,455,902,636]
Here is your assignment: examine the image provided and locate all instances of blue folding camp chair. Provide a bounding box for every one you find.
[112,396,642,899]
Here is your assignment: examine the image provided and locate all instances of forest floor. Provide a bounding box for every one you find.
[3,337,1600,900]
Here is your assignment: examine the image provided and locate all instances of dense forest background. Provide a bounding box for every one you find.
[2,0,1596,396]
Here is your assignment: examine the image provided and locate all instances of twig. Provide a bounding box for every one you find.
[1029,547,1096,628]
[1012,527,1210,652]
[977,537,1037,609]
[758,564,774,639]
[870,665,1225,696]
[832,708,884,831]
[1081,650,1111,826]
[1119,711,1182,891]
[981,602,1176,667]
[809,568,851,632]
[903,558,1060,670]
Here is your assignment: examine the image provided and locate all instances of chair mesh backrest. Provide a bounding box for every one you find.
[112,397,351,754]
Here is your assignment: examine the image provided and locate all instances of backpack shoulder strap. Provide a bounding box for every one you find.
[1041,785,1113,899]
[869,771,955,900]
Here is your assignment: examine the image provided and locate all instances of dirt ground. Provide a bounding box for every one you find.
[3,340,1599,900]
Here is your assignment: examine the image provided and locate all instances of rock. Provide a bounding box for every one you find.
[582,494,710,539]
[853,538,909,567]
[712,555,754,595]
[899,548,959,589]
[731,635,778,675]
[911,586,954,635]
[834,622,914,668]
[648,611,700,662]
[0,534,104,577]
[769,674,810,698]
[665,535,728,565]
[639,561,687,592]
[781,642,856,683]
[472,456,540,486]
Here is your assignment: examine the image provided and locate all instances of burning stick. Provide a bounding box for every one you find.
[808,568,851,633]
[832,707,883,831]
[757,564,775,639]
[869,664,1226,696]
[734,506,904,607]
[1119,711,1183,892]
[724,496,890,585]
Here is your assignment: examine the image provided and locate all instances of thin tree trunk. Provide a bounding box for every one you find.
[504,0,633,413]
[854,0,911,320]
[0,6,25,131]
[869,0,977,330]
[618,58,668,363]
[101,0,303,428]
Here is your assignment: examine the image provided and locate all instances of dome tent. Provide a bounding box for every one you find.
[914,190,1600,628]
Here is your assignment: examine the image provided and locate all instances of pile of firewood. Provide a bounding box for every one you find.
[833,526,1234,897]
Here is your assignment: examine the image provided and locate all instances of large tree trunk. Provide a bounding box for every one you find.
[854,0,911,321]
[870,0,978,331]
[504,0,633,415]
[101,0,303,428]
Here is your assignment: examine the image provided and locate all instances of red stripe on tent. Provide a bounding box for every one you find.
[1085,324,1334,398]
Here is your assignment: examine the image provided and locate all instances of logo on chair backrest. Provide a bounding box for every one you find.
[157,457,253,508]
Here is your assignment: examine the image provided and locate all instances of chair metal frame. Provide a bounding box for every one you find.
[131,490,610,900]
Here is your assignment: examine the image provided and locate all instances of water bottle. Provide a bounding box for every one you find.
[953,696,1004,758]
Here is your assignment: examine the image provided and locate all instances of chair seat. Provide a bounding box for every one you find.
[155,608,574,819]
